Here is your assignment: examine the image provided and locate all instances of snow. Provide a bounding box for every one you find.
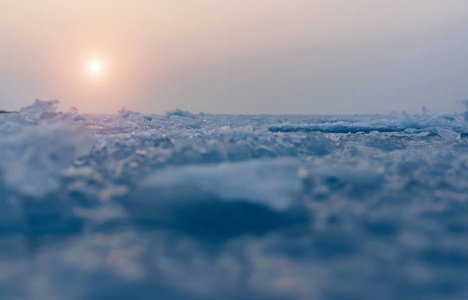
[1,100,468,299]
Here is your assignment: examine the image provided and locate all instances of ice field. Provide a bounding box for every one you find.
[1,100,468,299]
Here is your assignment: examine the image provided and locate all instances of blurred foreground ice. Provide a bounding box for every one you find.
[1,100,468,299]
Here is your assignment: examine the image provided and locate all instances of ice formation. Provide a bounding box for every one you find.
[1,100,468,299]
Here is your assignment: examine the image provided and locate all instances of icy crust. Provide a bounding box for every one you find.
[1,100,468,299]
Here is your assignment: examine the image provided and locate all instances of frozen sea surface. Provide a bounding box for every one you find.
[1,100,468,299]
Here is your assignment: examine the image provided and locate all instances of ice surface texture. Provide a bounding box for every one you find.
[1,100,468,299]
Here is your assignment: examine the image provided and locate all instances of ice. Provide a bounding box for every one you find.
[268,109,468,135]
[73,114,88,122]
[457,99,468,121]
[165,108,196,119]
[436,127,460,141]
[0,100,92,197]
[141,158,301,210]
[1,100,468,299]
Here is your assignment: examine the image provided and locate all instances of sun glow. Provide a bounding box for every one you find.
[87,60,104,76]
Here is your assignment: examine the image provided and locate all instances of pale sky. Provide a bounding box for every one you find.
[1,0,467,114]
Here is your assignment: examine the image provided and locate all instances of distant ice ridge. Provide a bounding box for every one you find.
[268,107,466,140]
[1,99,468,299]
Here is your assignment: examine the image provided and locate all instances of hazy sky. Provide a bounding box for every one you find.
[1,0,467,114]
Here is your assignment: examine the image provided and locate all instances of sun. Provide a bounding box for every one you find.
[87,60,104,76]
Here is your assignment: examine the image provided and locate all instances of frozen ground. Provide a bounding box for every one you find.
[1,100,468,299]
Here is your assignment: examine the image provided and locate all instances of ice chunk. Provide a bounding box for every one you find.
[0,100,92,197]
[165,108,196,119]
[74,114,88,121]
[141,159,301,210]
[19,99,60,122]
[436,128,460,141]
[119,106,131,118]
[456,99,468,120]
